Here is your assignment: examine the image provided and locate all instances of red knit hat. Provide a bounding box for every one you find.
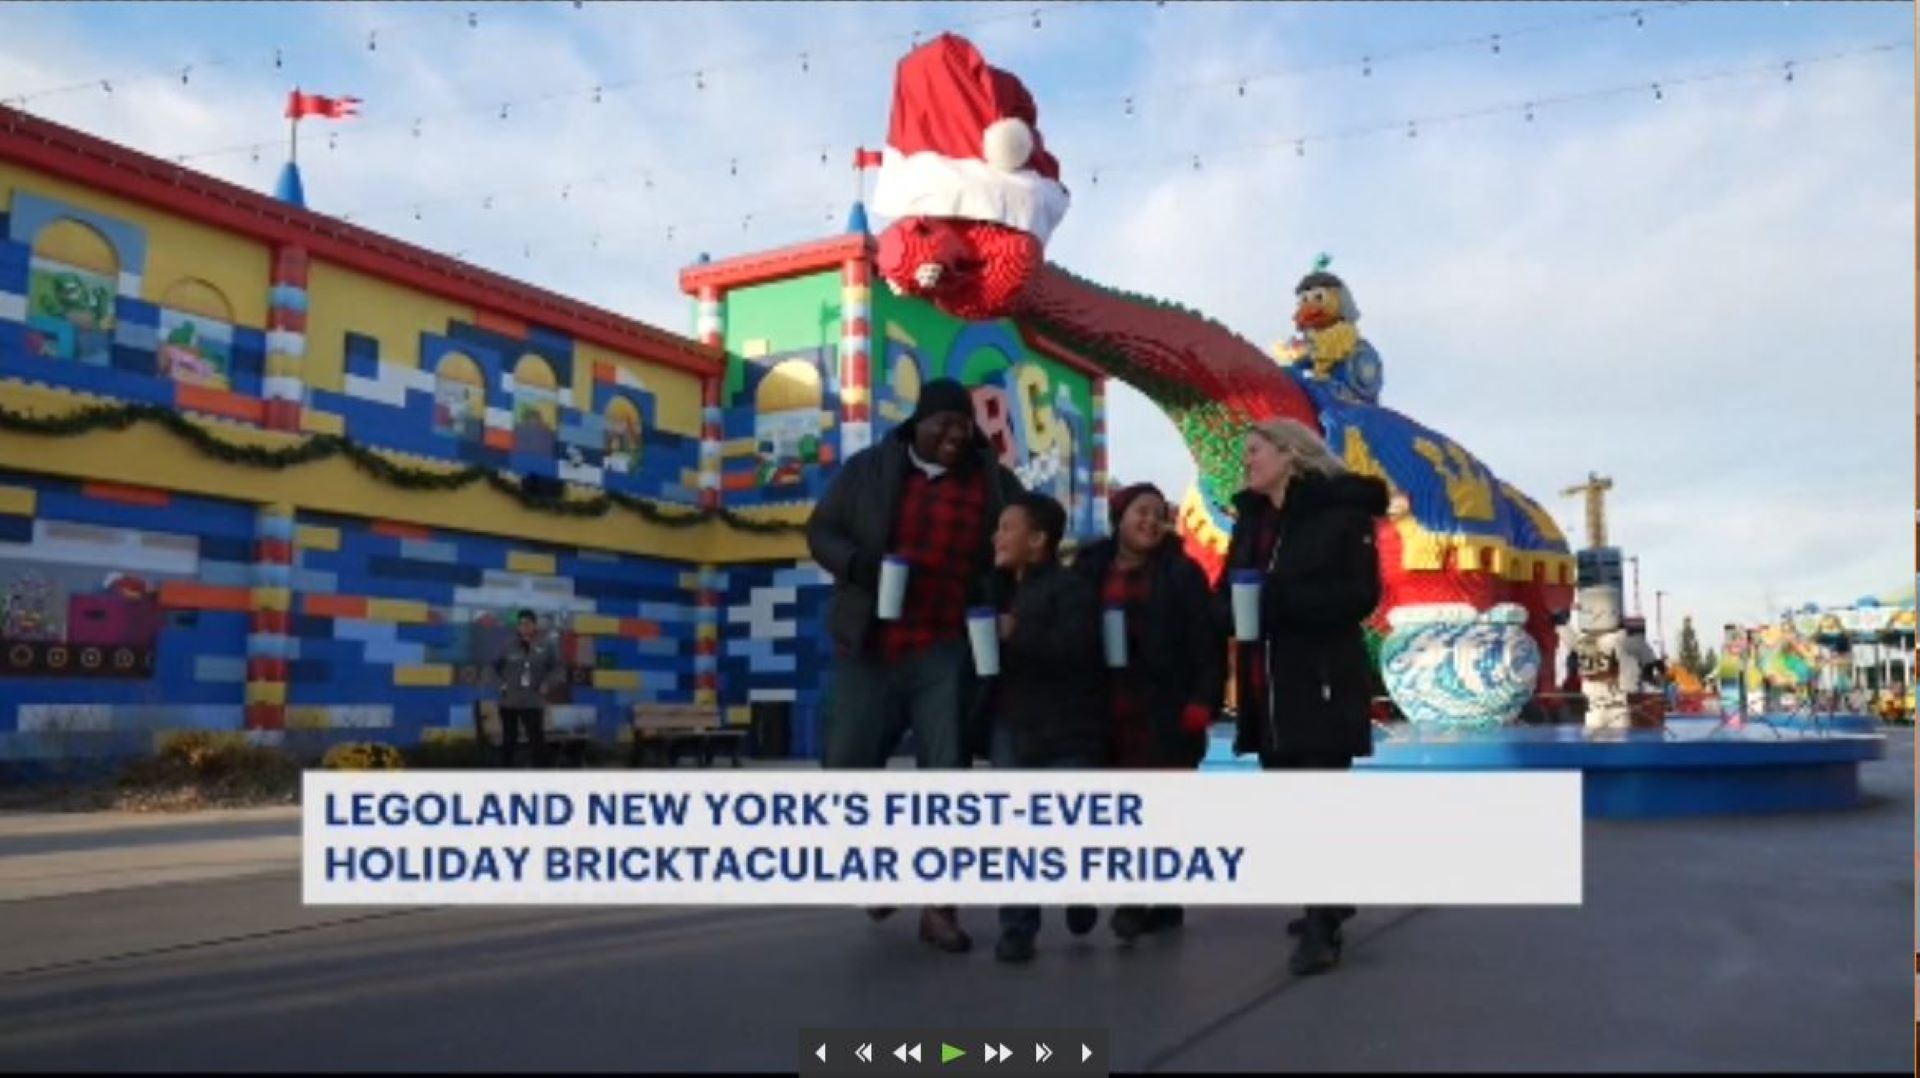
[869,33,1072,243]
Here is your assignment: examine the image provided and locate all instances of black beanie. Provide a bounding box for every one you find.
[908,378,975,430]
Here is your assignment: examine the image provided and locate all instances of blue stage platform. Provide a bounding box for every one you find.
[1200,716,1888,820]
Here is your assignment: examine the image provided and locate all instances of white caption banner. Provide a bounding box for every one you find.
[302,770,1582,906]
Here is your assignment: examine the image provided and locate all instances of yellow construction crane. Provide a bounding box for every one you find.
[1561,471,1614,550]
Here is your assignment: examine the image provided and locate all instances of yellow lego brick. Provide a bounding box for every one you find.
[678,571,703,591]
[422,726,478,744]
[0,485,36,517]
[696,622,719,643]
[726,706,751,727]
[246,681,288,706]
[367,599,432,624]
[723,437,759,457]
[394,665,454,687]
[592,670,642,691]
[299,409,346,436]
[840,386,869,408]
[251,587,292,612]
[507,551,557,576]
[571,614,620,636]
[286,707,330,731]
[693,688,717,707]
[295,525,340,551]
[266,353,304,379]
[741,338,771,359]
[842,285,872,305]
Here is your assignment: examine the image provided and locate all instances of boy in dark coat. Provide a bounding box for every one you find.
[978,491,1105,963]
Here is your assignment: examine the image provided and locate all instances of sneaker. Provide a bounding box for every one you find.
[1148,906,1186,933]
[994,931,1036,964]
[865,906,897,922]
[1065,906,1098,936]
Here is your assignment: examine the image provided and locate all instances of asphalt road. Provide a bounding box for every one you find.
[0,733,1909,1073]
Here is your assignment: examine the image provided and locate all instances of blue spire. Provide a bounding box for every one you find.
[846,200,870,236]
[274,161,306,209]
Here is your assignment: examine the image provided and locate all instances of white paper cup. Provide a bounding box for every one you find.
[967,607,1000,677]
[876,556,910,621]
[1103,607,1128,668]
[1231,571,1262,642]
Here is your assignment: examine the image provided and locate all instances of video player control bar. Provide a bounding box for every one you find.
[800,1029,1108,1075]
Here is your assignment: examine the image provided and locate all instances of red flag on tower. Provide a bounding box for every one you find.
[853,148,884,170]
[285,90,361,121]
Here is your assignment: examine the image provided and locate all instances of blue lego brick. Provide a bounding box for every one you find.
[397,539,458,564]
[290,615,335,638]
[199,536,253,563]
[197,560,253,589]
[193,656,248,683]
[0,320,26,362]
[292,569,339,593]
[368,555,481,587]
[110,344,158,377]
[0,515,32,543]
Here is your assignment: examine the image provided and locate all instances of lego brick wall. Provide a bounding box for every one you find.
[719,560,835,758]
[285,510,705,746]
[305,320,703,506]
[0,468,258,765]
[0,194,269,425]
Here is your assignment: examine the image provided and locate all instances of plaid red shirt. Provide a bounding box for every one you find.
[876,464,991,660]
[1103,561,1158,768]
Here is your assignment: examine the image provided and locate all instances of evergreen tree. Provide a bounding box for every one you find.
[1677,617,1704,676]
[1702,647,1719,677]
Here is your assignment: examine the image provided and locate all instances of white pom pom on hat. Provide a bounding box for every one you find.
[981,117,1034,172]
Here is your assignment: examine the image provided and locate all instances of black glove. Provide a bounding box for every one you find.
[848,550,882,590]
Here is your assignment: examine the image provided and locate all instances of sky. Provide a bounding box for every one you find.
[2,0,1913,651]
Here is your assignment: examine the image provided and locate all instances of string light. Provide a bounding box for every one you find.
[1295,139,1305,157]
[1652,81,1663,100]
[1490,34,1501,54]
[695,70,705,91]
[274,48,283,70]
[1634,10,1646,29]
[1362,56,1372,77]
[800,51,810,73]
[1237,79,1247,97]
[729,158,738,176]
[1524,100,1535,122]
[328,132,338,151]
[1783,61,1795,82]
[1032,8,1042,29]
[499,103,510,120]
[593,86,603,104]
[368,31,378,52]
[1124,96,1134,117]
[1190,154,1201,171]
[179,66,191,86]
[466,10,478,29]
[483,196,494,209]
[1407,120,1418,138]
[100,80,111,94]
[412,118,422,138]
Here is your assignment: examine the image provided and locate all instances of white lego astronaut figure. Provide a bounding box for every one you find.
[1560,584,1633,732]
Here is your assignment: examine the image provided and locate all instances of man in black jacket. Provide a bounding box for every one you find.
[805,377,1024,954]
[979,491,1106,963]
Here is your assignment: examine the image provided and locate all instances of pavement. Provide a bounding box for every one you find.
[0,732,1909,1072]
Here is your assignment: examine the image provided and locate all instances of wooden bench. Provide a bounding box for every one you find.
[629,704,745,768]
[474,701,591,767]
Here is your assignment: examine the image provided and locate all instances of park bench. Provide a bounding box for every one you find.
[473,701,591,767]
[628,703,745,768]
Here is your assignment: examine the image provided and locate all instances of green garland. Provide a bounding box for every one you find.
[0,401,806,536]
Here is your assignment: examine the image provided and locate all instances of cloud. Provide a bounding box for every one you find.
[2,2,1909,644]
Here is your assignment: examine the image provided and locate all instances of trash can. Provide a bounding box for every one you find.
[750,701,792,759]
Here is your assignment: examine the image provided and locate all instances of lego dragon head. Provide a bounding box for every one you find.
[869,34,1069,320]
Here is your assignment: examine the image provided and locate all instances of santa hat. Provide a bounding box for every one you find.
[869,34,1072,244]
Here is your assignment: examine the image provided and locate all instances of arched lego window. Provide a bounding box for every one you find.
[433,352,486,440]
[26,219,120,365]
[156,278,236,389]
[603,397,643,473]
[753,359,824,487]
[511,355,560,456]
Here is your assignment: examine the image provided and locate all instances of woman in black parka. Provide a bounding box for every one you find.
[1220,417,1389,977]
[1071,482,1226,943]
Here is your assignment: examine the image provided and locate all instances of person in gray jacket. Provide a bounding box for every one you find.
[493,609,564,768]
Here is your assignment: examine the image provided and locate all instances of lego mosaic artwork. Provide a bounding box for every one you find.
[0,467,724,764]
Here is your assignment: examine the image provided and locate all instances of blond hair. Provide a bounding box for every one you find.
[1247,417,1345,478]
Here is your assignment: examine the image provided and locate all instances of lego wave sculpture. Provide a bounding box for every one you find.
[868,34,1574,724]
[1380,604,1543,729]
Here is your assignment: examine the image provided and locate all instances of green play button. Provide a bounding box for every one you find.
[941,1043,966,1063]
